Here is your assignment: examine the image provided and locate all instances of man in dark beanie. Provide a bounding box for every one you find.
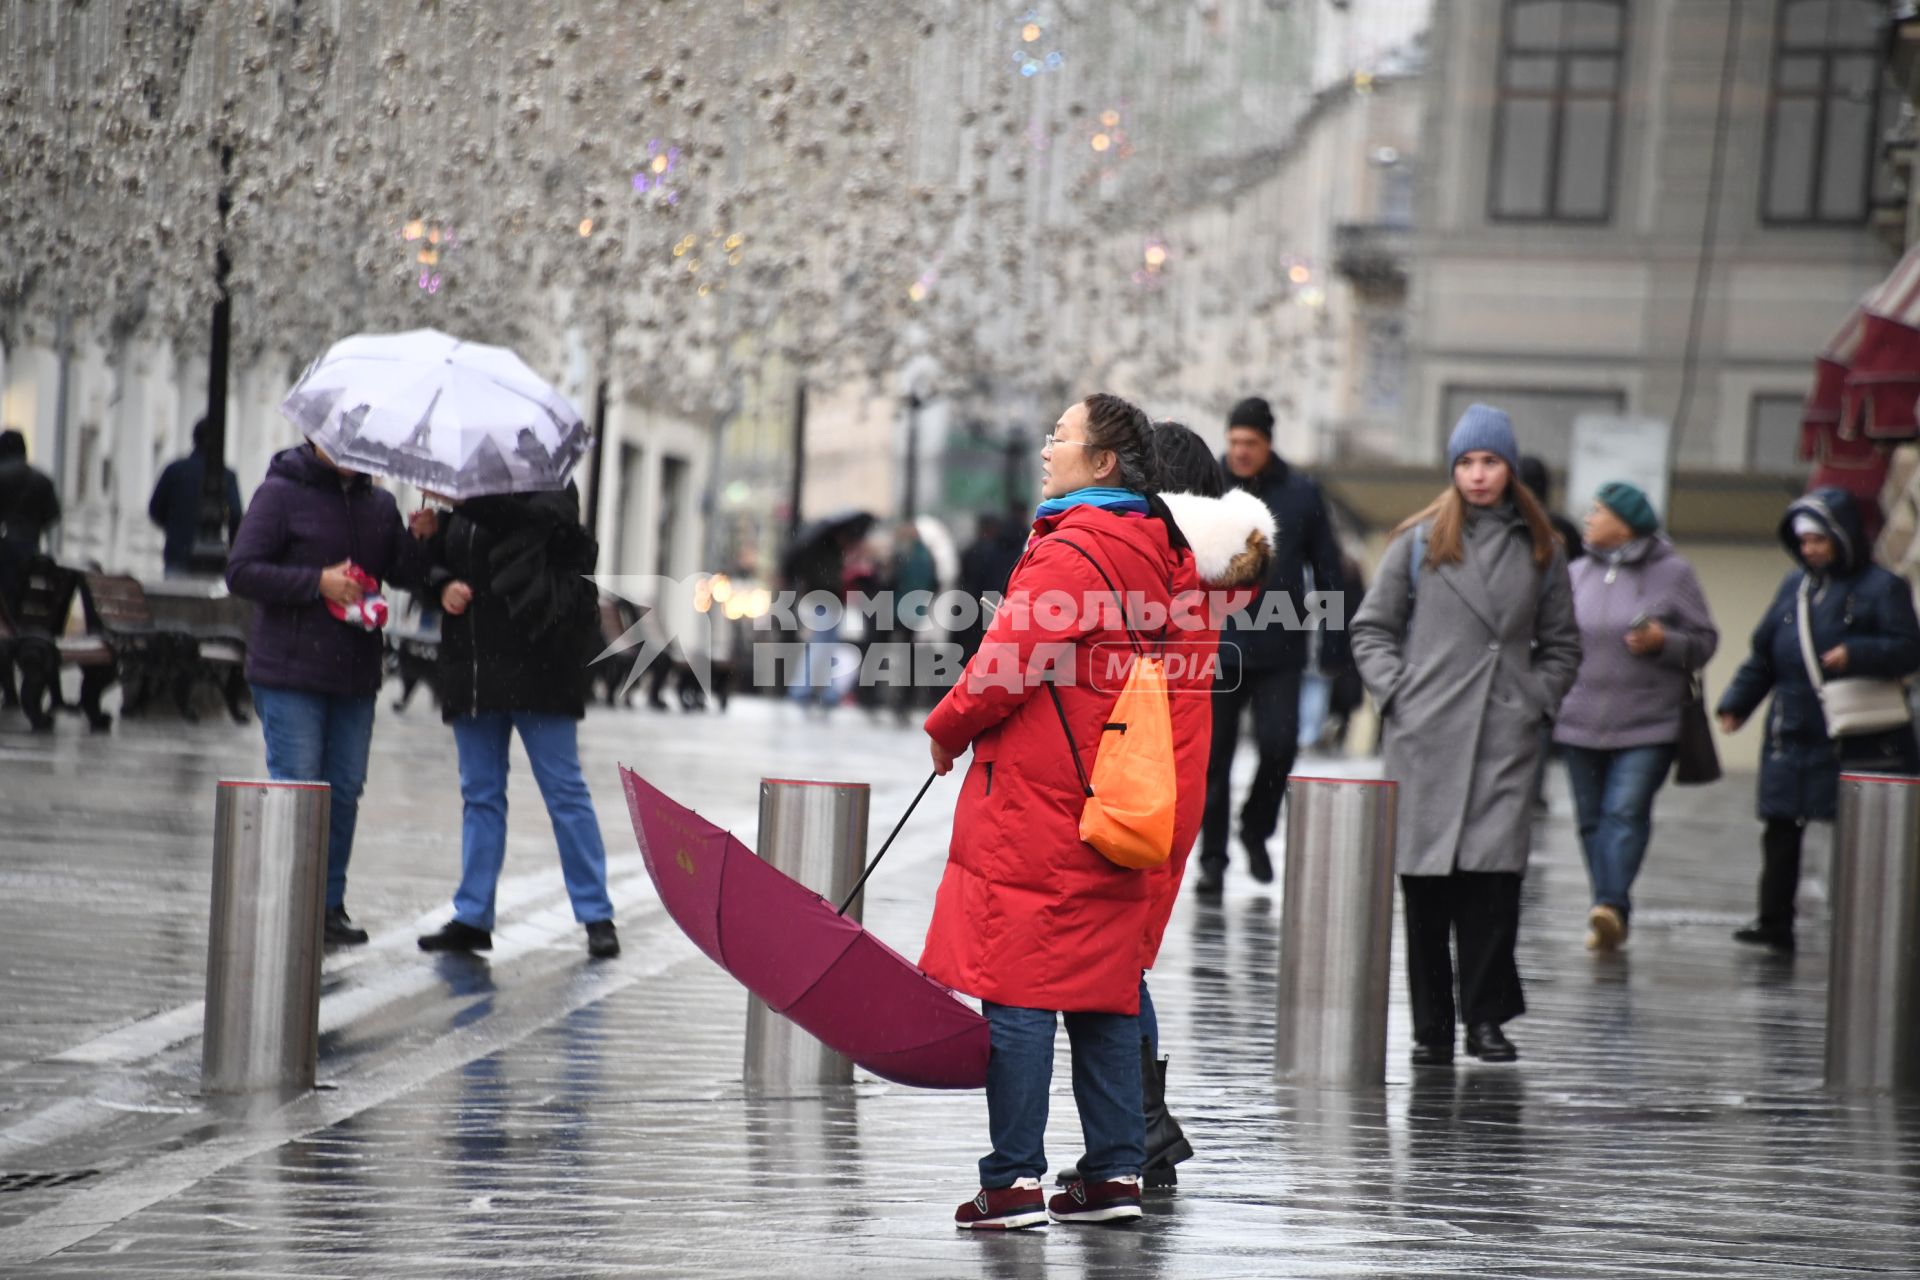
[1199,396,1348,895]
[149,418,243,577]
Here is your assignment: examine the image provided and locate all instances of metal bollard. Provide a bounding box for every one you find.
[1274,775,1398,1087]
[202,779,330,1094]
[1827,773,1920,1094]
[745,778,870,1091]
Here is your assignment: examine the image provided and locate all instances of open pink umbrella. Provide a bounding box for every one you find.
[621,766,988,1090]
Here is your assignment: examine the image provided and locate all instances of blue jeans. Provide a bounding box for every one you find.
[980,1002,1144,1188]
[250,685,377,910]
[1562,743,1676,920]
[449,711,613,931]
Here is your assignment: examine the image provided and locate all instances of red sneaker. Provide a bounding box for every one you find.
[1048,1176,1143,1224]
[954,1179,1048,1230]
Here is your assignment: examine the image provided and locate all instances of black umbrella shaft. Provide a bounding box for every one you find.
[837,770,939,916]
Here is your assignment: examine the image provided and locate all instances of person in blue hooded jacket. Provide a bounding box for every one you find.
[1717,487,1920,952]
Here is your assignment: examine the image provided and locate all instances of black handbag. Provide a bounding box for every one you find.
[1672,675,1721,785]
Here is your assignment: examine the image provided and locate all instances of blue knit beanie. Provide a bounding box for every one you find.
[1447,404,1520,474]
[1596,480,1660,536]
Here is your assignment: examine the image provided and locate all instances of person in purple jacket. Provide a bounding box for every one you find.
[226,441,434,947]
[1553,482,1718,952]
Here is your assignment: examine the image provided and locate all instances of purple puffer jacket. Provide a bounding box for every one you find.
[1553,536,1719,751]
[226,446,431,697]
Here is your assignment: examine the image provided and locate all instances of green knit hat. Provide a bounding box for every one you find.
[1596,480,1659,536]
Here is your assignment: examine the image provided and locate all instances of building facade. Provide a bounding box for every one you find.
[1408,0,1897,473]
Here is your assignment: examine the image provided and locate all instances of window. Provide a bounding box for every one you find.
[1362,317,1407,414]
[1763,0,1884,224]
[1749,393,1808,471]
[1441,385,1626,467]
[1489,0,1627,222]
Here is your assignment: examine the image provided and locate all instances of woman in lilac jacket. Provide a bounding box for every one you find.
[1553,482,1718,952]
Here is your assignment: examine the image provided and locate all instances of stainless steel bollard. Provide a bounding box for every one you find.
[1275,775,1398,1087]
[745,778,870,1091]
[202,779,330,1094]
[1827,773,1920,1094]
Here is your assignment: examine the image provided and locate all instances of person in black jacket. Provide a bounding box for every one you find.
[0,429,60,615]
[1197,397,1348,895]
[415,483,620,959]
[149,419,243,576]
[1717,488,1920,952]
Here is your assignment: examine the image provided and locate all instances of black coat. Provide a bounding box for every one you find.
[428,485,601,721]
[1218,454,1348,672]
[1719,488,1920,821]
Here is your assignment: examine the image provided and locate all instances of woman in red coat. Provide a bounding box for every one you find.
[1043,421,1278,1193]
[925,393,1193,1230]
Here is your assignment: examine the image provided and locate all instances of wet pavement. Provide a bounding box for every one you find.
[3,691,1919,1277]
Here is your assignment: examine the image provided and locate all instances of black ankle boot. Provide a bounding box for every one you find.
[1141,1037,1194,1180]
[1056,1038,1196,1190]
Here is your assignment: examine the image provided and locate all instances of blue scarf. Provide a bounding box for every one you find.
[1034,486,1150,521]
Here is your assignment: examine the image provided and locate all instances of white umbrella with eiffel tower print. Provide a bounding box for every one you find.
[281,328,589,501]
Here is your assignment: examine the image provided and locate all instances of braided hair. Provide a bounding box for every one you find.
[1080,392,1156,494]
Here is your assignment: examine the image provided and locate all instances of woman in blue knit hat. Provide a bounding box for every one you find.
[1350,405,1582,1064]
[1554,482,1719,952]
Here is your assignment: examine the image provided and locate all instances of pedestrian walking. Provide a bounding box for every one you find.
[226,439,433,947]
[0,428,60,616]
[1350,405,1581,1064]
[1554,482,1718,951]
[415,483,620,960]
[1716,487,1920,952]
[148,418,242,576]
[1197,395,1346,894]
[922,393,1208,1229]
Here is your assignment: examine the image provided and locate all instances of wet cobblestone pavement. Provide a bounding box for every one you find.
[3,694,1919,1277]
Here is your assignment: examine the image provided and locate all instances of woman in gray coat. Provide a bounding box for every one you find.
[1351,406,1582,1065]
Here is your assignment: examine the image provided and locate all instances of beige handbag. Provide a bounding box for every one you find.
[1796,581,1913,737]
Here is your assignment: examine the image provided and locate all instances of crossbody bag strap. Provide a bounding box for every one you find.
[1049,534,1155,657]
[1045,679,1095,798]
[1795,578,1825,691]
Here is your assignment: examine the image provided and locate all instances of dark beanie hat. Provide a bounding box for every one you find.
[1228,396,1275,439]
[1596,480,1660,537]
[0,430,24,462]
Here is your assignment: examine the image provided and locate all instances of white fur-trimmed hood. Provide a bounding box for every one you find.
[1161,489,1276,588]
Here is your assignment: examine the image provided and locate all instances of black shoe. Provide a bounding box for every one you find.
[1410,1038,1454,1066]
[1733,923,1795,953]
[586,920,620,959]
[1464,1022,1517,1062]
[417,919,492,952]
[1194,863,1224,898]
[324,907,370,947]
[1240,833,1274,885]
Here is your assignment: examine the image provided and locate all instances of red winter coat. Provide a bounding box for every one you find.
[920,502,1198,1014]
[1141,489,1278,968]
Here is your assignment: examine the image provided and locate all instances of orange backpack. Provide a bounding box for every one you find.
[1044,537,1177,870]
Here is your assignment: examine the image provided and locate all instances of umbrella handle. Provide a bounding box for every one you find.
[836,769,940,916]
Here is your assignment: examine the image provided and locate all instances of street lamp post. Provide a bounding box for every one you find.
[187,143,235,576]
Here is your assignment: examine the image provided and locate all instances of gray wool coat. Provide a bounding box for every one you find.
[1351,504,1583,876]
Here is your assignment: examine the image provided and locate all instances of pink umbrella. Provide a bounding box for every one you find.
[621,766,988,1090]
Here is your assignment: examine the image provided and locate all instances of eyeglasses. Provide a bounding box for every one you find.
[1041,433,1100,453]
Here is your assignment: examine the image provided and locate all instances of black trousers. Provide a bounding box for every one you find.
[1400,871,1525,1044]
[1758,817,1806,934]
[1201,662,1301,870]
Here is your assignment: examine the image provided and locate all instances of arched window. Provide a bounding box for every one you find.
[1488,0,1628,222]
[1763,0,1885,224]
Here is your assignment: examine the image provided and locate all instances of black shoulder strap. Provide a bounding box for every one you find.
[1049,534,1151,656]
